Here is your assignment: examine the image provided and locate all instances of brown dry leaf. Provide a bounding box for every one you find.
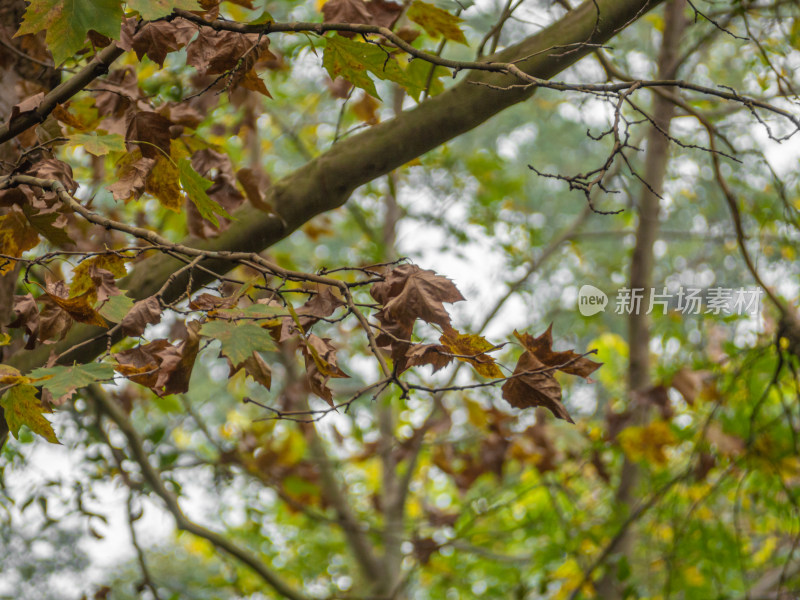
[236,167,272,212]
[44,289,107,328]
[322,0,372,28]
[114,339,172,390]
[371,263,465,330]
[301,334,349,406]
[230,351,272,389]
[108,155,156,203]
[352,92,380,124]
[93,67,141,118]
[125,111,174,159]
[405,343,452,373]
[10,294,40,349]
[501,350,571,422]
[186,29,269,76]
[69,254,128,299]
[705,422,745,457]
[152,321,201,395]
[0,209,40,275]
[439,328,503,379]
[513,325,601,378]
[671,367,706,406]
[9,92,45,126]
[119,19,184,67]
[120,296,163,337]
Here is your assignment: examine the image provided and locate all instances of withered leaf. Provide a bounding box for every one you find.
[152,321,201,395]
[439,328,503,379]
[371,263,465,330]
[125,111,174,159]
[405,343,452,373]
[108,156,156,203]
[513,325,601,378]
[501,350,570,422]
[9,92,45,126]
[44,289,108,328]
[186,29,269,76]
[119,19,184,67]
[114,339,172,390]
[120,296,163,337]
[301,334,349,406]
[0,209,40,275]
[236,167,273,212]
[229,351,272,390]
[10,294,40,349]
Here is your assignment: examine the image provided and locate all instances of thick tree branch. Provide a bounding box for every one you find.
[4,0,665,379]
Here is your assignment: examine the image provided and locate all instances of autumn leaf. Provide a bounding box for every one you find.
[44,288,108,328]
[126,111,174,159]
[0,209,40,274]
[513,325,602,378]
[16,0,123,65]
[501,350,571,422]
[126,0,202,21]
[407,0,467,45]
[200,320,277,368]
[69,254,128,300]
[323,35,418,100]
[146,154,183,212]
[109,155,156,203]
[618,421,677,466]
[22,207,75,247]
[120,296,163,336]
[439,329,503,379]
[301,334,349,406]
[29,362,116,405]
[97,293,135,323]
[371,264,465,330]
[178,158,232,228]
[405,343,453,372]
[0,384,59,444]
[67,132,126,156]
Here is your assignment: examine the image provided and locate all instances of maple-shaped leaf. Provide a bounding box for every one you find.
[70,254,128,301]
[186,28,269,76]
[322,0,402,31]
[126,111,174,159]
[10,294,40,349]
[500,327,601,423]
[323,35,418,100]
[178,158,233,228]
[151,321,201,395]
[29,362,115,405]
[229,351,272,390]
[0,384,59,444]
[93,66,142,119]
[371,263,465,329]
[108,156,156,203]
[16,0,123,65]
[513,326,601,378]
[114,340,168,389]
[439,329,503,379]
[43,285,108,328]
[301,334,349,406]
[126,0,202,21]
[98,293,135,323]
[407,0,467,45]
[0,209,40,274]
[67,132,126,156]
[200,320,276,368]
[501,350,570,422]
[406,343,453,373]
[120,296,163,336]
[119,19,186,67]
[147,153,183,212]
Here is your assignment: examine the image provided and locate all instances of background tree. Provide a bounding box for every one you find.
[1,0,800,598]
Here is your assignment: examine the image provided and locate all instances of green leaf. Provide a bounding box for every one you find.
[0,384,59,444]
[126,0,201,21]
[98,293,135,323]
[178,158,232,228]
[16,0,124,66]
[68,132,126,156]
[200,320,277,367]
[407,0,467,45]
[22,206,75,247]
[323,35,420,100]
[30,363,116,402]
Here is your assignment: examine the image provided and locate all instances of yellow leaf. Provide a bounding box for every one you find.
[146,152,182,212]
[0,210,40,275]
[0,384,60,444]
